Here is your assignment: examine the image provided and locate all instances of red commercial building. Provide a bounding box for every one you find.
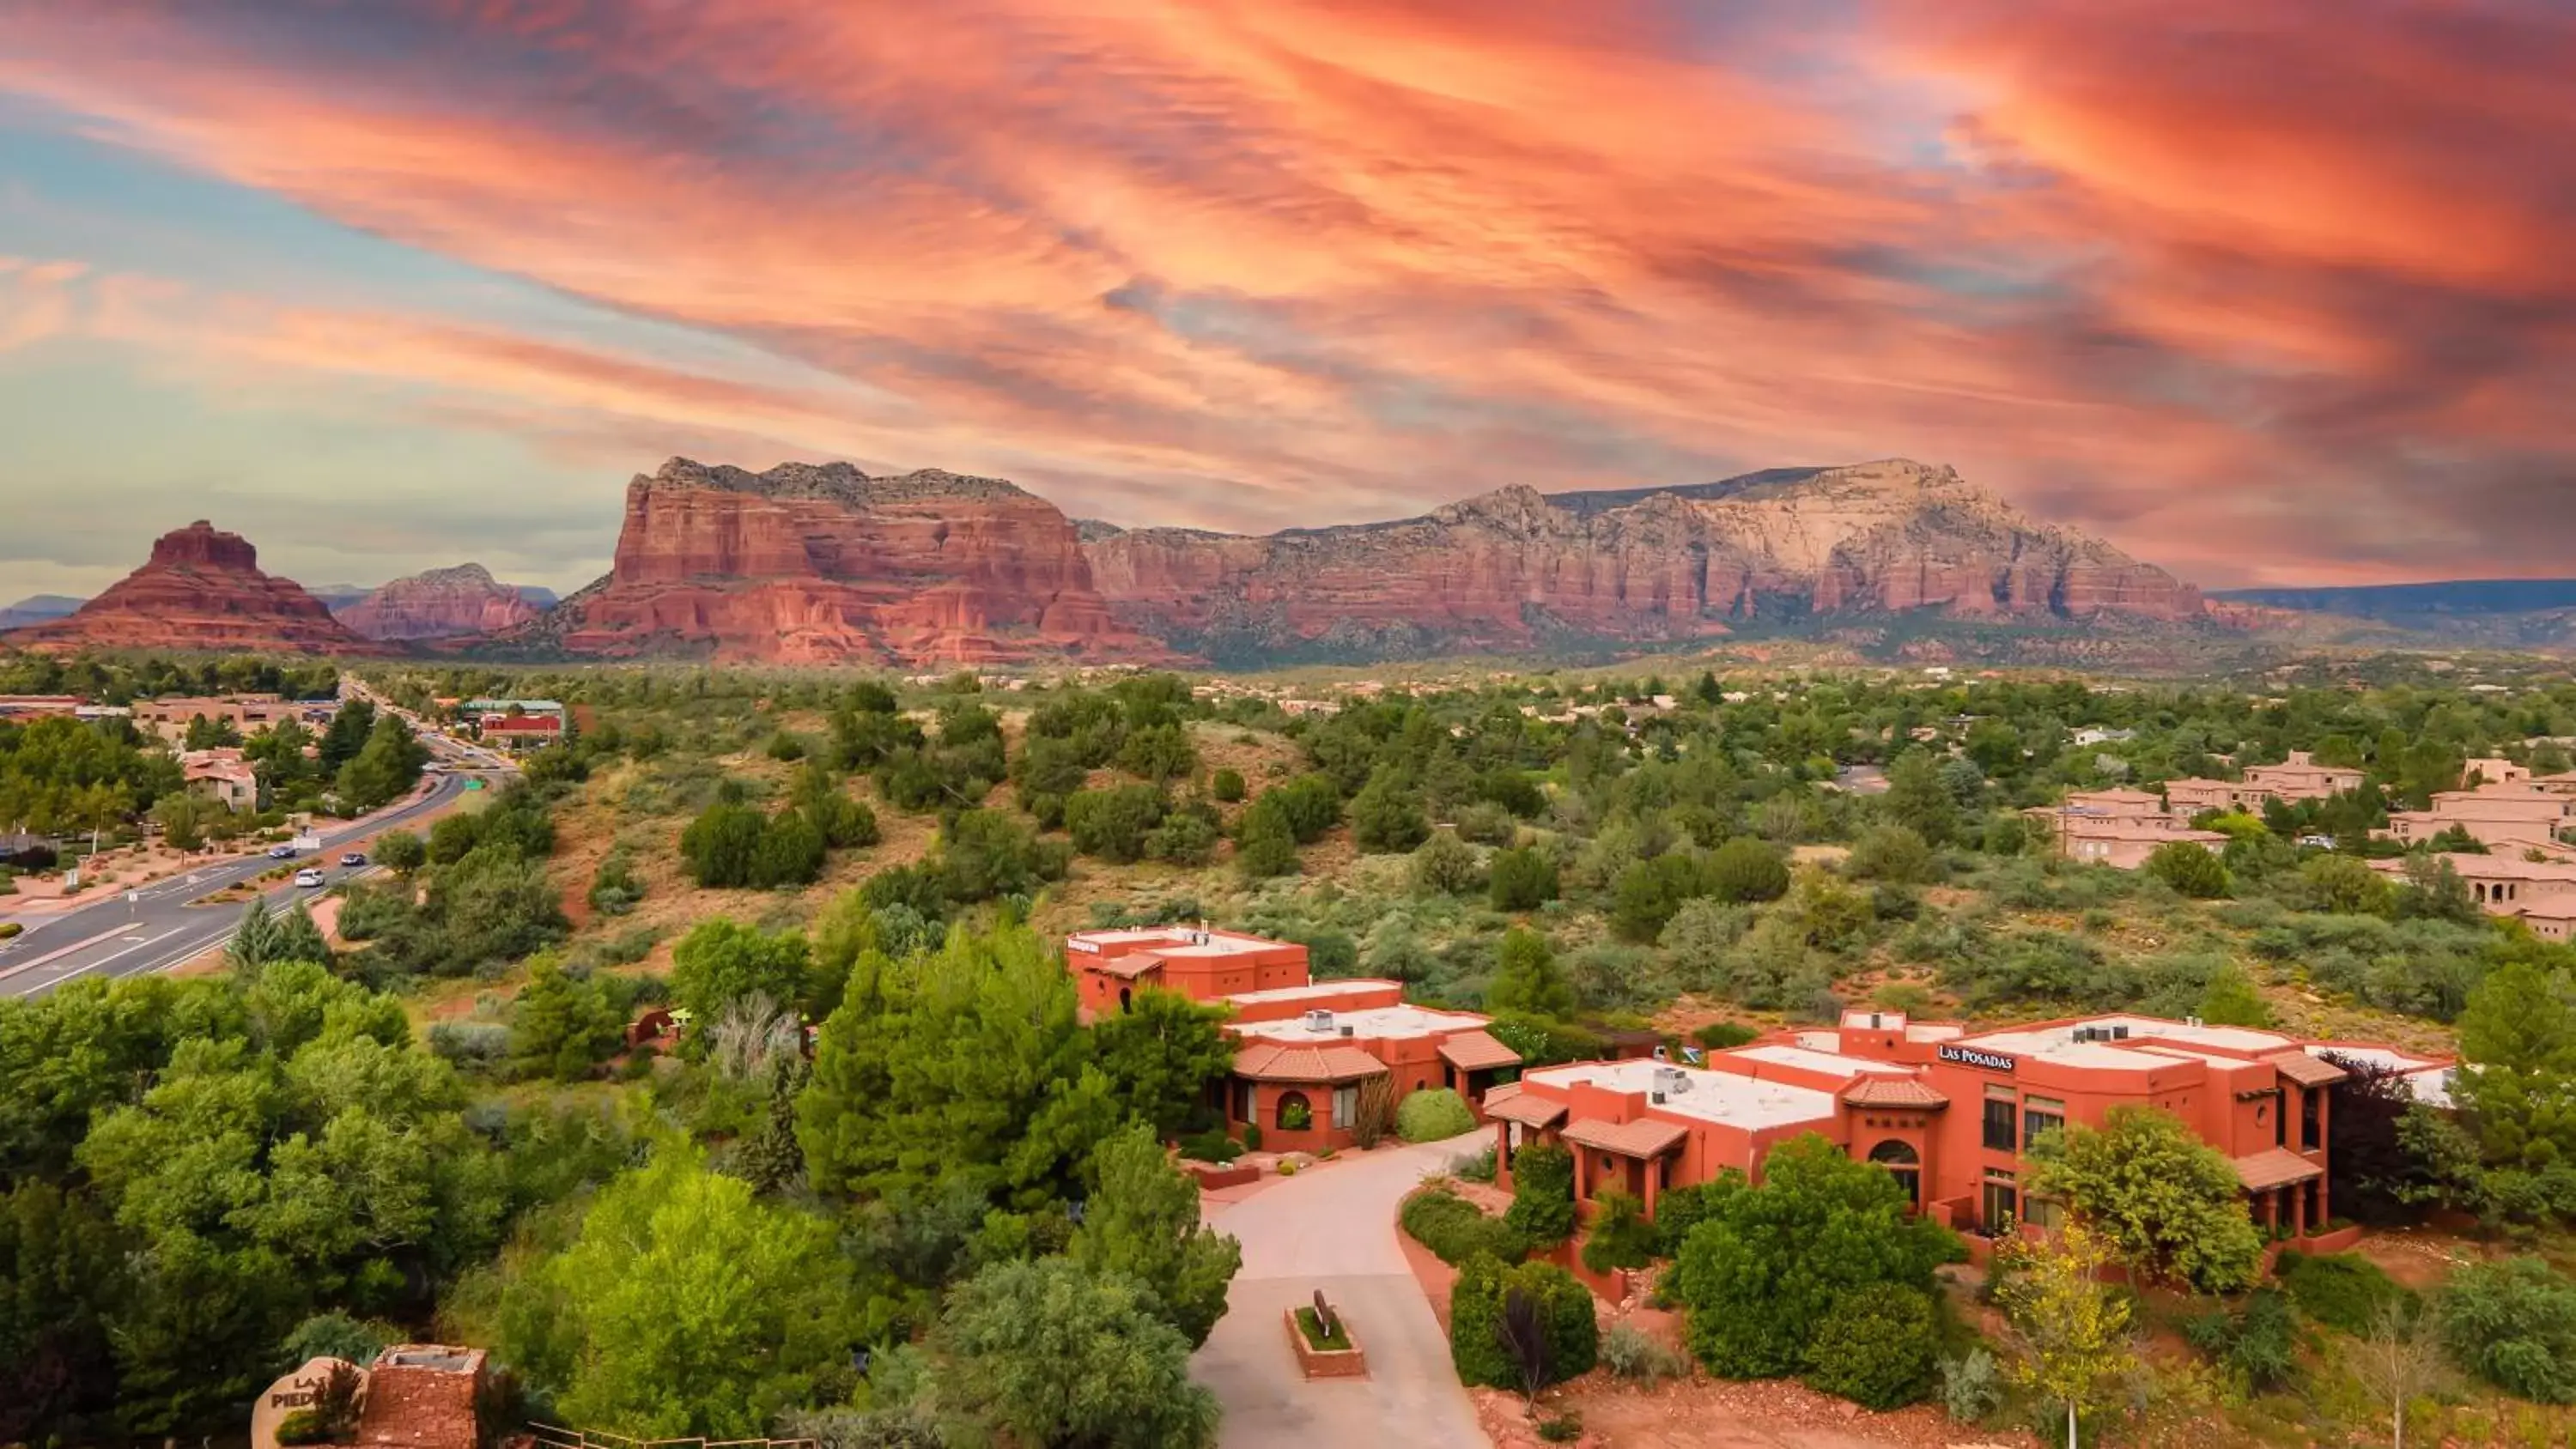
[1065,925,1521,1155]
[1490,1010,2452,1252]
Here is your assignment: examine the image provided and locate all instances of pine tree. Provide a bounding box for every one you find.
[271,901,331,965]
[224,898,281,973]
[1486,926,1576,1018]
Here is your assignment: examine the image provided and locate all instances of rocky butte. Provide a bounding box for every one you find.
[4,520,379,656]
[510,458,1151,665]
[336,563,546,642]
[1080,458,2208,664]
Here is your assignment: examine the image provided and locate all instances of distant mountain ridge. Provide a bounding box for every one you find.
[0,595,84,632]
[2212,579,2576,652]
[335,563,550,641]
[1083,458,2208,665]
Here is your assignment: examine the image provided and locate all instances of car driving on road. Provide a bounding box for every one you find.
[294,868,325,888]
[339,852,368,868]
[267,844,298,859]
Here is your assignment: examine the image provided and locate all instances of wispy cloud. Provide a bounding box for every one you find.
[0,0,2569,590]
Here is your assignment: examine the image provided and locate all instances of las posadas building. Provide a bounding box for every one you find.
[1486,1009,2454,1252]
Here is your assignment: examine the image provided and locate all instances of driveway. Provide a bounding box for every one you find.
[1194,1134,1489,1449]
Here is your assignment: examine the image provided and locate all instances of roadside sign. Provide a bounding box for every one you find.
[465,779,486,791]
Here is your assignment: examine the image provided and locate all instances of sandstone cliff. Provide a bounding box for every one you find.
[1082,459,2205,663]
[4,522,380,655]
[517,458,1152,664]
[337,563,546,641]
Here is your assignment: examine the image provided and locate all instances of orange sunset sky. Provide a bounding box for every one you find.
[2,1,2569,596]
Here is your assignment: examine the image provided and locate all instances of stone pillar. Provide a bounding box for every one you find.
[1643,1155,1661,1220]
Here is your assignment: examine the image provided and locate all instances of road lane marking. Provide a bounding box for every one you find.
[0,925,132,982]
[37,926,187,989]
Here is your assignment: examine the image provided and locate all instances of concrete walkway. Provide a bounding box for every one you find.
[1193,1134,1489,1449]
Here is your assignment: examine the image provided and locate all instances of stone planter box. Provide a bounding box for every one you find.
[1285,1307,1368,1379]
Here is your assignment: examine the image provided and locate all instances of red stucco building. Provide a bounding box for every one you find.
[1489,1010,2453,1251]
[1066,925,1522,1154]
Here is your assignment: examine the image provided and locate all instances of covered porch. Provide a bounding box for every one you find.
[1561,1116,1687,1217]
[2234,1147,2329,1240]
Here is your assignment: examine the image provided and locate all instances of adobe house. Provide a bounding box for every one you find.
[1066,925,1521,1153]
[2386,785,2576,853]
[1490,1010,2453,1252]
[2026,803,2228,870]
[1066,925,1312,1016]
[2369,852,2576,918]
[2239,751,2365,801]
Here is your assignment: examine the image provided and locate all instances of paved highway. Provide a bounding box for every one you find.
[0,767,489,1000]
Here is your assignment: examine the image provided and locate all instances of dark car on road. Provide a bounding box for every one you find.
[339,852,368,868]
[267,844,298,859]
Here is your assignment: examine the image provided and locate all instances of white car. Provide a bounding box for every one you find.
[293,868,325,888]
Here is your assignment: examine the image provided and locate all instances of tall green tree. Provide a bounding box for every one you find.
[1068,1124,1242,1346]
[521,1143,857,1438]
[2453,962,2576,1174]
[1485,926,1576,1019]
[799,923,1113,1206]
[1671,1134,1958,1378]
[2026,1106,2263,1293]
[1089,989,1235,1138]
[671,919,815,1022]
[1884,751,1958,845]
[508,955,621,1082]
[924,1256,1220,1449]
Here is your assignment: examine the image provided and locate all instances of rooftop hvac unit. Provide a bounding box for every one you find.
[1340,1025,1355,1038]
[2072,1027,2100,1043]
[1651,1091,1667,1105]
[1869,1012,1884,1028]
[1303,1009,1334,1033]
[1653,1065,1692,1095]
[2111,1025,2130,1040]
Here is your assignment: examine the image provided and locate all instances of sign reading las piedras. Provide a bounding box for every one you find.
[250,1356,361,1449]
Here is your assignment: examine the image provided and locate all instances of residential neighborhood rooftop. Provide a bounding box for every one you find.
[1231,1003,1492,1045]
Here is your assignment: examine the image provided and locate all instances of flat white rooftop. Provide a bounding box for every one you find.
[1068,926,1283,957]
[1223,979,1398,1006]
[1730,1044,1911,1078]
[1527,1058,1842,1131]
[1232,1003,1489,1044]
[1957,1016,2300,1072]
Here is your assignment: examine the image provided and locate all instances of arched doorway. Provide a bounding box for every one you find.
[1868,1139,1921,1208]
[1118,986,1133,1013]
[1275,1090,1313,1132]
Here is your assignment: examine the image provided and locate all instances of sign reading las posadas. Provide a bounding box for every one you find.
[1937,1043,2016,1073]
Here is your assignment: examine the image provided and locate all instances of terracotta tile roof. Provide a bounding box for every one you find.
[1232,1043,1388,1083]
[1437,1029,1522,1072]
[2267,1052,2348,1088]
[1842,1076,1950,1108]
[355,1345,483,1449]
[2233,1148,2325,1192]
[1562,1116,1690,1158]
[1485,1092,1569,1129]
[1482,1081,1523,1106]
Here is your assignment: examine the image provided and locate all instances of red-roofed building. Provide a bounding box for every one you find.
[1491,1008,2454,1252]
[1068,925,1519,1154]
[475,714,562,752]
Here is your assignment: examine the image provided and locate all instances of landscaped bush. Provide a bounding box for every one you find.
[1580,1190,1658,1275]
[426,1019,511,1070]
[1395,1087,1478,1143]
[1941,1348,2003,1423]
[2277,1250,2413,1336]
[2439,1256,2576,1403]
[1802,1282,1941,1410]
[1451,1144,1498,1182]
[1503,1143,1577,1246]
[1601,1319,1686,1382]
[1178,1131,1242,1164]
[1402,1187,1530,1268]
[1449,1256,1599,1391]
[1693,1021,1757,1050]
[2185,1286,2300,1393]
[0,921,21,940]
